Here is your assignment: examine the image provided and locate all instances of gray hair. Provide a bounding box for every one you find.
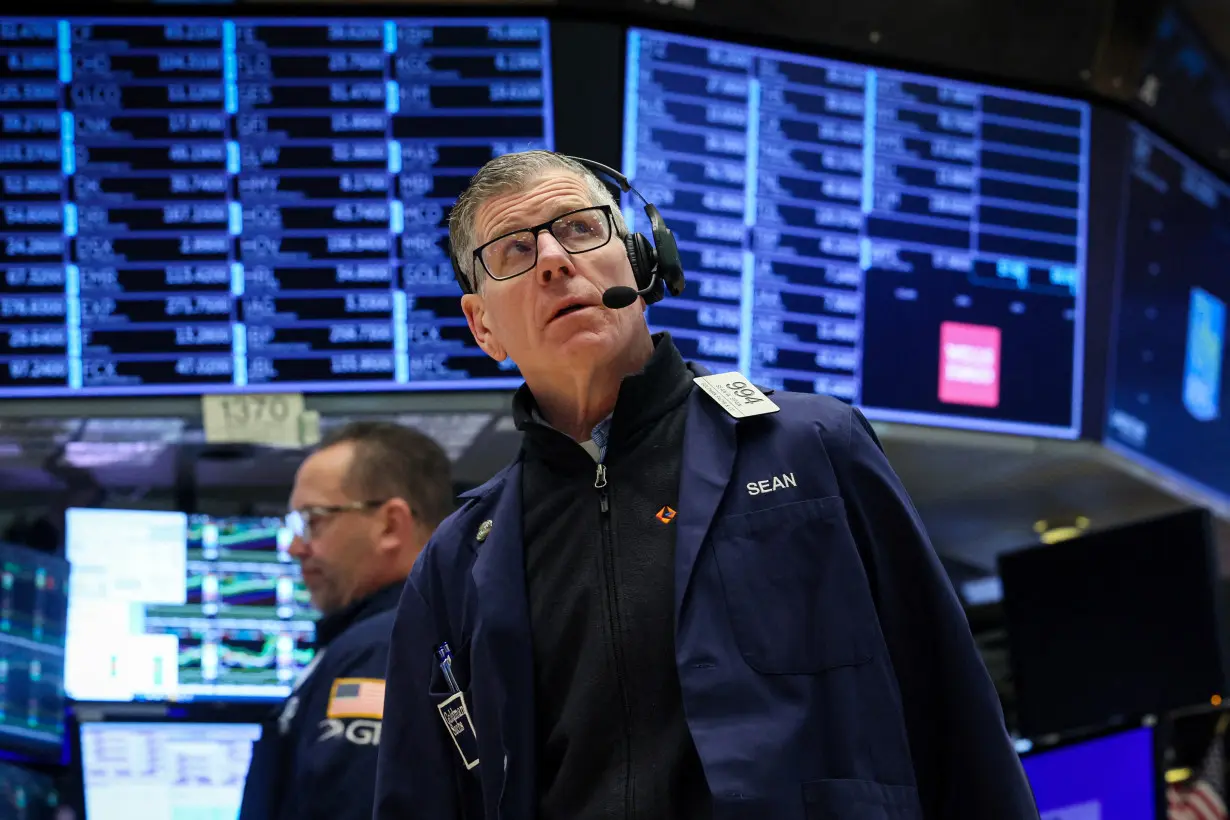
[448,151,629,292]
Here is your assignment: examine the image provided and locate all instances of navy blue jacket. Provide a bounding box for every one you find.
[374,373,1038,819]
[239,583,401,820]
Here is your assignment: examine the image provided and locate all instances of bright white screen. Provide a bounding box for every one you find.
[65,508,314,702]
[65,508,188,702]
[80,722,261,820]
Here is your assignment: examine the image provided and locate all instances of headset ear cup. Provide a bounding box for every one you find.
[623,234,642,287]
[623,233,658,292]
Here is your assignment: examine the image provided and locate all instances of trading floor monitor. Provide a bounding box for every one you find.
[79,721,261,820]
[65,508,316,703]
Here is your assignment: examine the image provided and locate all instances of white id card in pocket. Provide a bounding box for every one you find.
[436,691,480,770]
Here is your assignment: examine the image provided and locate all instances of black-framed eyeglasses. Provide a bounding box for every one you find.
[471,205,615,283]
[285,500,388,543]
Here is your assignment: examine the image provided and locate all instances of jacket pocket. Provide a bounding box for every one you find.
[428,642,481,775]
[803,779,923,819]
[712,496,876,674]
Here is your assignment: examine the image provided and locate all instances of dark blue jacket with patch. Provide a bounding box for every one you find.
[239,583,400,820]
[373,370,1038,819]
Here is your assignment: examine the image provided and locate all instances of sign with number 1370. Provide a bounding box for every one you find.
[201,393,311,447]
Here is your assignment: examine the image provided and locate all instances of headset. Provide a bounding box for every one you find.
[448,154,686,310]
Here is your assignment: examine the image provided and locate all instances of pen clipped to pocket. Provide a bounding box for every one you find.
[435,642,480,771]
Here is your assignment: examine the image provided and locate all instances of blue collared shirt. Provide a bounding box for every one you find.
[533,410,612,463]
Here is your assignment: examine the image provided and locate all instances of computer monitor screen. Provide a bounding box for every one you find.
[80,721,260,820]
[0,760,60,820]
[1103,120,1230,506]
[65,508,315,702]
[0,542,69,757]
[624,27,1091,438]
[999,508,1225,738]
[0,15,553,399]
[1021,725,1156,819]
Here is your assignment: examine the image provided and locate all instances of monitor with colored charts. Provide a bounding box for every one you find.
[65,508,316,703]
[0,541,69,759]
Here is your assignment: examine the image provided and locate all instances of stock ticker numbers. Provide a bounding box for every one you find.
[626,29,1091,436]
[0,17,552,397]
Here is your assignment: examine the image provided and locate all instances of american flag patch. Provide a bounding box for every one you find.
[326,678,386,719]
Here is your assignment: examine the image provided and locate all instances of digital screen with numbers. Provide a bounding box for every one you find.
[1104,122,1230,505]
[625,28,1090,437]
[0,17,552,397]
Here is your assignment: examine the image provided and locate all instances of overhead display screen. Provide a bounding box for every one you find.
[65,509,316,703]
[625,28,1090,437]
[0,542,69,758]
[1104,122,1230,504]
[0,16,552,398]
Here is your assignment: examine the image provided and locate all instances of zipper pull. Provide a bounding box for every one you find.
[594,463,609,513]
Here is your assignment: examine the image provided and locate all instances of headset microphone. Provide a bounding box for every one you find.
[601,274,659,310]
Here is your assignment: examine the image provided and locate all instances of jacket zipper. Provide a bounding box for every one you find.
[595,462,633,819]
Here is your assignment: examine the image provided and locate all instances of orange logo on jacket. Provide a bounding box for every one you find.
[656,506,677,524]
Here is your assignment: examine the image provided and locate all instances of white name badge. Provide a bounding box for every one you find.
[694,373,781,419]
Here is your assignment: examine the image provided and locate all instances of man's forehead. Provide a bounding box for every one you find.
[474,172,593,239]
[292,442,355,501]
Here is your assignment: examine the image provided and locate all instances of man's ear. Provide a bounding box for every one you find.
[377,498,415,553]
[461,293,508,362]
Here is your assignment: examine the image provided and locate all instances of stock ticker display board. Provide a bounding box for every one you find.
[1105,122,1230,505]
[0,17,552,397]
[0,542,69,757]
[625,28,1091,437]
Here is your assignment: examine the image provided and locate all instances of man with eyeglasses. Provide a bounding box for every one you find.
[238,421,453,820]
[374,152,1036,819]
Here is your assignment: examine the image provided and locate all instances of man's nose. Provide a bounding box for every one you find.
[288,534,309,560]
[534,230,572,285]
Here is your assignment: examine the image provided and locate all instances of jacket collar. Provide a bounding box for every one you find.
[511,332,693,467]
[467,357,746,627]
[313,581,403,648]
[674,375,736,623]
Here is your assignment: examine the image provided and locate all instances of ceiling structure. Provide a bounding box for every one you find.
[1183,0,1230,70]
[0,400,1222,575]
[870,422,1226,571]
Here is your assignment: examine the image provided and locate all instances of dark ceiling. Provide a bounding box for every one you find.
[1184,0,1230,65]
